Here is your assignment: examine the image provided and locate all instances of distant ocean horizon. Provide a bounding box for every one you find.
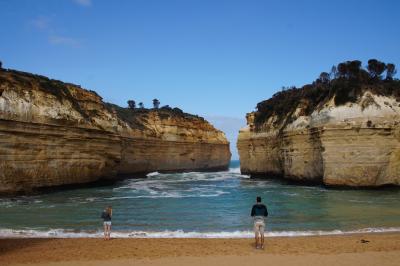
[1,160,400,238]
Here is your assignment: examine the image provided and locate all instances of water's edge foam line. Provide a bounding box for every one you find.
[1,227,400,239]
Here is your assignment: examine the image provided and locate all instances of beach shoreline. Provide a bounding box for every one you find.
[1,232,400,266]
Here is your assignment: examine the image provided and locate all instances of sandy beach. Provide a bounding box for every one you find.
[1,233,400,266]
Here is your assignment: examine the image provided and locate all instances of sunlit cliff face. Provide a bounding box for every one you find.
[0,69,231,195]
[238,91,400,187]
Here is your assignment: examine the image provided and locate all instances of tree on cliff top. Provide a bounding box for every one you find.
[347,60,362,78]
[153,98,160,109]
[386,63,397,80]
[0,60,2,69]
[318,72,330,84]
[337,62,348,78]
[127,100,136,109]
[253,59,400,129]
[367,59,386,79]
[138,102,144,109]
[330,65,338,79]
[337,60,363,80]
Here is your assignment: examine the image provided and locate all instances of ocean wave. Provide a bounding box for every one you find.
[228,167,241,174]
[112,170,245,198]
[281,192,299,197]
[0,197,43,208]
[105,190,229,200]
[146,172,160,177]
[1,227,400,239]
[140,167,249,182]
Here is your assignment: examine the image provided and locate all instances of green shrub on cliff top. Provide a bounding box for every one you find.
[254,59,400,129]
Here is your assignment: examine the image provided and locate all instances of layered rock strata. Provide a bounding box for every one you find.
[238,92,400,187]
[0,69,230,194]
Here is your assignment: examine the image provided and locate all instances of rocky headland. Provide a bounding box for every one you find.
[0,68,230,195]
[237,60,400,187]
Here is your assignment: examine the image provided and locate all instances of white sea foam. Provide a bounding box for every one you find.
[146,172,160,177]
[228,167,241,174]
[140,167,248,183]
[281,192,299,197]
[111,168,247,199]
[85,197,98,202]
[105,189,228,200]
[1,227,400,239]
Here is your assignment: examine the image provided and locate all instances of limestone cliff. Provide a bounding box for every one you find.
[238,61,400,187]
[0,69,230,194]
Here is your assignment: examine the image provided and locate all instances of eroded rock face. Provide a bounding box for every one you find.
[237,92,400,187]
[0,69,230,194]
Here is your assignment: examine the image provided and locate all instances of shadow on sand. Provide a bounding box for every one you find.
[0,238,53,256]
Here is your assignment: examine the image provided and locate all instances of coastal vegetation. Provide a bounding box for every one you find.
[107,101,203,130]
[127,100,136,109]
[0,67,205,131]
[153,98,160,109]
[0,68,95,121]
[128,99,161,110]
[254,59,400,128]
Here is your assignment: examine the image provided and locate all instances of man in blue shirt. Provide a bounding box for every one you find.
[251,196,268,249]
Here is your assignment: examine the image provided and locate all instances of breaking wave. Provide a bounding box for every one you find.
[1,227,399,239]
[111,165,248,198]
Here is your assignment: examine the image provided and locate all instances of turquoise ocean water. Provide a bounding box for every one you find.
[1,161,400,238]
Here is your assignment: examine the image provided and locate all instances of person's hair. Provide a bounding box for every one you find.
[256,196,261,203]
[106,206,112,214]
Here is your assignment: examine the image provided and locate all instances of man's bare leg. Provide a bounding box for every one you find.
[255,232,260,248]
[260,233,264,249]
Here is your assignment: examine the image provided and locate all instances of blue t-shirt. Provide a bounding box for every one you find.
[251,203,268,217]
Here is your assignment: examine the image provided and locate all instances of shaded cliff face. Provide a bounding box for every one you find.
[238,90,400,187]
[0,69,230,194]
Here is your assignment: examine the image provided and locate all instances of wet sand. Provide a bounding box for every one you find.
[1,233,400,266]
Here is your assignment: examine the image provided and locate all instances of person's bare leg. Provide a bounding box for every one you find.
[255,231,260,249]
[106,224,111,240]
[260,224,265,249]
[254,232,258,248]
[108,224,111,239]
[261,233,264,249]
[103,224,107,240]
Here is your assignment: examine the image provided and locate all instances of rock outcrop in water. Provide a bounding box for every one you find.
[0,69,230,194]
[238,60,400,187]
